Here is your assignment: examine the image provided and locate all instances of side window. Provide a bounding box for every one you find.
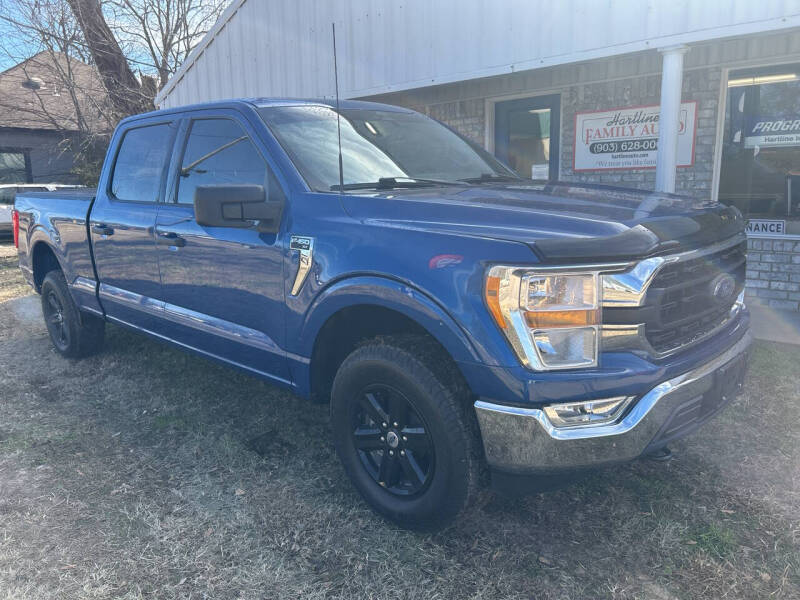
[111,123,172,202]
[177,118,278,205]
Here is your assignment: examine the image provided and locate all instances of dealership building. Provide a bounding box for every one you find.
[156,0,800,311]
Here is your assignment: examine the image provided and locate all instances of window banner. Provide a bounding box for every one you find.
[573,102,697,171]
[743,116,800,148]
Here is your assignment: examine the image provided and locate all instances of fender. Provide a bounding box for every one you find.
[297,275,483,363]
[27,227,102,316]
[28,226,71,284]
[289,275,486,396]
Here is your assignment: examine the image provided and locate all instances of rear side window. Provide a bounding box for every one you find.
[111,123,172,202]
[177,119,275,205]
[0,188,14,204]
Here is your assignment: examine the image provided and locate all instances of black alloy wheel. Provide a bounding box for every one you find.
[40,270,105,358]
[330,335,483,530]
[43,289,70,351]
[352,384,435,496]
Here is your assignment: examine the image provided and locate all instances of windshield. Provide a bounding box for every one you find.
[258,105,518,191]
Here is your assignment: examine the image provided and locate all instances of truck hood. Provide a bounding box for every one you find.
[340,181,744,262]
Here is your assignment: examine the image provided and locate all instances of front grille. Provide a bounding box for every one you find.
[643,241,746,353]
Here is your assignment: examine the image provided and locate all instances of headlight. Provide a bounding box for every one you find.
[485,266,601,370]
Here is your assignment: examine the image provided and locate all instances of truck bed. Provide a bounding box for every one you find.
[15,189,100,314]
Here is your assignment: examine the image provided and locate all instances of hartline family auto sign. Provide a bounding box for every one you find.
[574,102,697,171]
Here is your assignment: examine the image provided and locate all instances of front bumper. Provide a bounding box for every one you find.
[474,330,752,474]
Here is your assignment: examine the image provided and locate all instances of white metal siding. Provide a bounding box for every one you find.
[157,0,800,108]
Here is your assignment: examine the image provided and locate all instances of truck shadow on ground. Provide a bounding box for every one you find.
[1,304,798,599]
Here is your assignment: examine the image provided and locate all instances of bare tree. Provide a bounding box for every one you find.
[104,0,227,89]
[2,0,225,117]
[0,0,226,182]
[0,0,112,132]
[0,0,115,183]
[67,0,154,117]
[66,0,225,116]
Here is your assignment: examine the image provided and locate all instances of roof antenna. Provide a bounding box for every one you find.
[332,22,344,193]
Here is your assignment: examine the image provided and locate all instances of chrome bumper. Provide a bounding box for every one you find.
[474,331,753,473]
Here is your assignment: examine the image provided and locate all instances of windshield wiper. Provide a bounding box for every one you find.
[330,176,466,191]
[458,173,523,184]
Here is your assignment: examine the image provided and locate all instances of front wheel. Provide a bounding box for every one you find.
[330,336,482,530]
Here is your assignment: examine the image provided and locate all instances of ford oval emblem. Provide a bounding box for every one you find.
[710,273,736,303]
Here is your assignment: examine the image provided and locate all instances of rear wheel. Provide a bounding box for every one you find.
[330,335,482,530]
[41,270,104,358]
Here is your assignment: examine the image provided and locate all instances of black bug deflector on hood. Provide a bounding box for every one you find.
[493,182,746,263]
[531,208,746,264]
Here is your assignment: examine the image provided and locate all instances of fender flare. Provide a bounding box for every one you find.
[28,227,71,287]
[296,275,484,365]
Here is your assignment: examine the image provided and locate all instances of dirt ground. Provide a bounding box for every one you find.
[0,241,798,599]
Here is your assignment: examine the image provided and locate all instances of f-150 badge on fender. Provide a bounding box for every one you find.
[290,235,314,295]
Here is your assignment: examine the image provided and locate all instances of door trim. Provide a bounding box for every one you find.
[99,282,291,384]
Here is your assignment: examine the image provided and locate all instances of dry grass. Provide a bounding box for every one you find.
[0,240,798,599]
[0,243,31,303]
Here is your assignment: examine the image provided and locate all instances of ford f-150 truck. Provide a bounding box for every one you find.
[13,99,751,529]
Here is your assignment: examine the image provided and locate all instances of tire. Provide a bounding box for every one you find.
[40,270,105,358]
[330,335,482,530]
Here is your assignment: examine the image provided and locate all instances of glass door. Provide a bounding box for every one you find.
[494,95,560,181]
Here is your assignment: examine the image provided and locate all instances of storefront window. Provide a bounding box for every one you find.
[719,64,800,226]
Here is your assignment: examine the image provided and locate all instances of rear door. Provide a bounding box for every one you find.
[154,111,289,382]
[91,119,177,330]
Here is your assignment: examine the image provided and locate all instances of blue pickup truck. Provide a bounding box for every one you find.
[13,98,751,529]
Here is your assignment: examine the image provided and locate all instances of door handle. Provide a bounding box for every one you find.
[156,232,186,247]
[91,224,114,236]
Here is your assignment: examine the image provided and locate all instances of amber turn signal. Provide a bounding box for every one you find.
[524,309,598,329]
[484,275,508,330]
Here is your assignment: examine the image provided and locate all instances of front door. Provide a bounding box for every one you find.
[91,120,176,330]
[494,95,560,181]
[154,114,289,383]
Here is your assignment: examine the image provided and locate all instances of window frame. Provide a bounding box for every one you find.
[106,120,178,205]
[0,147,33,184]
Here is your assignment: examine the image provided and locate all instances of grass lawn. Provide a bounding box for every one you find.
[0,241,798,599]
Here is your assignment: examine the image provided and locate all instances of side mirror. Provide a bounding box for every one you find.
[194,184,283,231]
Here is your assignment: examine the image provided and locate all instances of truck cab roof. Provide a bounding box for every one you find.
[119,97,413,126]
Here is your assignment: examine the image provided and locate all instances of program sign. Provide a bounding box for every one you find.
[574,102,697,171]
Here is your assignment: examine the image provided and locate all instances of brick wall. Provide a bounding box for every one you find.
[745,239,800,310]
[425,99,485,146]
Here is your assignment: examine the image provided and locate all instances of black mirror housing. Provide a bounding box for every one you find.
[194,184,283,231]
